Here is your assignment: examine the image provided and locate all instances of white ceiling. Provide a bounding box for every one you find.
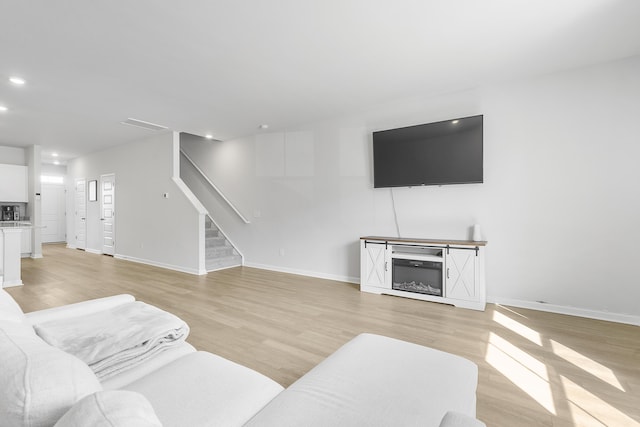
[1,1,640,164]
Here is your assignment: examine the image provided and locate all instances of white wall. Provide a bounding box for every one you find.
[26,145,42,258]
[0,146,26,165]
[41,164,67,177]
[67,132,202,274]
[182,55,640,323]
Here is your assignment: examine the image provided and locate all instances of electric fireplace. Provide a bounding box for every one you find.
[392,257,443,297]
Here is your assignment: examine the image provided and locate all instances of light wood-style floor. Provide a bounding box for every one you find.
[9,244,640,427]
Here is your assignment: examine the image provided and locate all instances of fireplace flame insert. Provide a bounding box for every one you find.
[392,258,443,297]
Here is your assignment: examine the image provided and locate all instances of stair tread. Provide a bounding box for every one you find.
[206,255,242,271]
[203,217,241,271]
[206,249,235,258]
[206,236,228,247]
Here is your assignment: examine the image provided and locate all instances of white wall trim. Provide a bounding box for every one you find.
[2,280,23,287]
[489,297,640,326]
[245,262,359,285]
[86,248,102,255]
[114,254,207,276]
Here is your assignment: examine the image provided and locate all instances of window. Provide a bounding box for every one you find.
[41,175,64,184]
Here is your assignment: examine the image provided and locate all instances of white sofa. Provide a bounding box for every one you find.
[0,289,485,427]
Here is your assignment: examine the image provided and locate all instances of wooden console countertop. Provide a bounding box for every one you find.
[360,236,487,246]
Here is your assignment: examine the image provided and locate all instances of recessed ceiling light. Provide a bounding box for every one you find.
[53,161,60,165]
[451,120,459,124]
[0,106,8,112]
[205,134,213,139]
[52,153,59,157]
[9,77,26,85]
[259,124,269,129]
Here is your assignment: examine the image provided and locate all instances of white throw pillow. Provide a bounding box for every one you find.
[439,411,487,427]
[0,288,25,322]
[55,390,162,427]
[0,328,102,427]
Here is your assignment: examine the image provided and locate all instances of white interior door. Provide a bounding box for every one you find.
[74,179,86,249]
[101,174,115,256]
[41,183,66,243]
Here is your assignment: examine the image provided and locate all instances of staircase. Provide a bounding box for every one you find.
[205,217,242,271]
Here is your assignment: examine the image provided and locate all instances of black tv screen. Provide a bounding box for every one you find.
[373,115,483,188]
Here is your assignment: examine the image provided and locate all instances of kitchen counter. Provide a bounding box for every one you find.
[0,221,33,229]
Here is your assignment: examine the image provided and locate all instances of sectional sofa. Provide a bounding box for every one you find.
[0,288,485,426]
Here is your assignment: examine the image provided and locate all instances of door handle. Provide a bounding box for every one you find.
[446,268,450,279]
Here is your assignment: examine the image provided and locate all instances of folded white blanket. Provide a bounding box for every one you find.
[34,301,189,380]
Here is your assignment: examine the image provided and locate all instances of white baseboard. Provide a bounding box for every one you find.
[57,246,638,326]
[2,279,23,287]
[245,262,359,285]
[114,254,207,276]
[85,248,102,255]
[489,297,640,326]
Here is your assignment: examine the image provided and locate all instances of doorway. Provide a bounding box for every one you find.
[41,183,66,243]
[100,174,116,256]
[74,179,86,249]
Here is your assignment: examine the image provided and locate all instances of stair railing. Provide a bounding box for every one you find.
[180,149,251,224]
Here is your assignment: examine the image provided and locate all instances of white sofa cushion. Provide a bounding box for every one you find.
[246,333,479,427]
[0,288,25,322]
[123,351,284,427]
[54,390,162,427]
[439,411,487,427]
[0,327,102,427]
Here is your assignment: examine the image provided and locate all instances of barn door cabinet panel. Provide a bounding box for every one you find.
[360,240,391,291]
[445,248,478,301]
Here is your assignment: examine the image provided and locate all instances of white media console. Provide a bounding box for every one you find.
[360,236,487,311]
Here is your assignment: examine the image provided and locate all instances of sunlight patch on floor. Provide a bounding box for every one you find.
[489,333,549,380]
[566,400,607,427]
[561,375,639,426]
[487,308,637,426]
[486,332,556,415]
[551,340,625,391]
[493,310,542,346]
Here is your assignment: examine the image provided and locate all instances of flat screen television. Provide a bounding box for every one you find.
[373,115,483,188]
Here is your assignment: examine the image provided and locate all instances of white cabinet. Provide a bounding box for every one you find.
[0,164,28,202]
[20,228,32,255]
[360,237,486,311]
[360,241,390,289]
[1,228,23,287]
